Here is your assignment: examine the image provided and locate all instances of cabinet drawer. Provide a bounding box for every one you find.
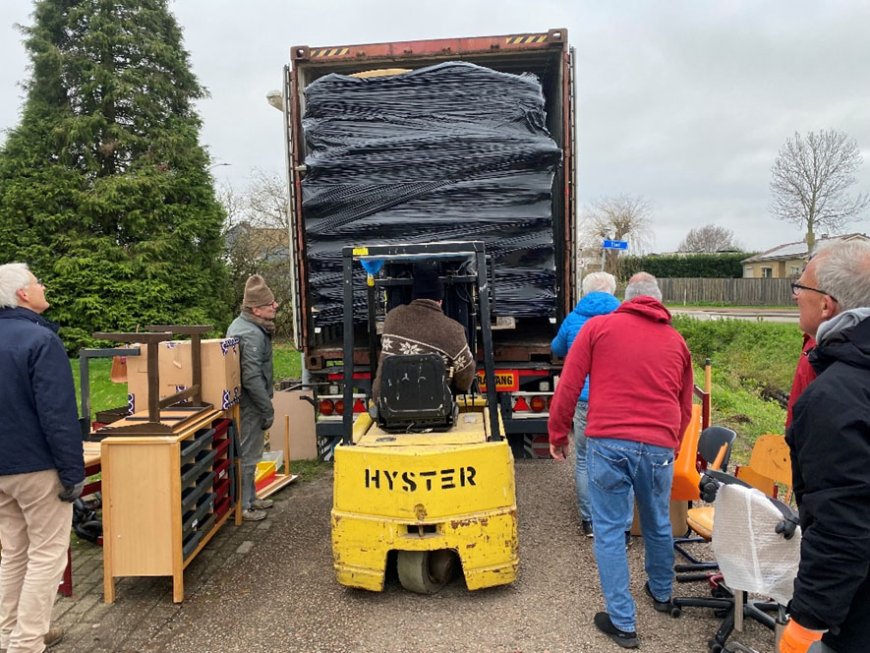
[214,458,230,482]
[180,449,216,487]
[214,477,230,503]
[214,495,231,520]
[182,530,203,561]
[182,493,214,536]
[212,418,232,441]
[198,512,217,537]
[180,471,214,512]
[212,437,230,463]
[180,428,215,463]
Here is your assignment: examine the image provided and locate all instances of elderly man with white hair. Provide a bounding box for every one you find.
[549,271,693,649]
[0,263,83,653]
[782,239,870,653]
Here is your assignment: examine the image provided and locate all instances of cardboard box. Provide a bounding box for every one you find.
[126,338,241,413]
[269,388,318,460]
[630,500,689,537]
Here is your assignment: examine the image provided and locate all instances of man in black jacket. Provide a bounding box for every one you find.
[0,263,84,653]
[782,240,870,653]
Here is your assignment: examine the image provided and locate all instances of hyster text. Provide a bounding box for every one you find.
[364,466,477,492]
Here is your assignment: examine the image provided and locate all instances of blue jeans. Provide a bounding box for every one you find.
[588,437,675,632]
[574,402,633,529]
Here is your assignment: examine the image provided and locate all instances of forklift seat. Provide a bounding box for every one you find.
[376,354,458,432]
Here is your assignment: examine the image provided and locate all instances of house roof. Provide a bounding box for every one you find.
[741,233,869,264]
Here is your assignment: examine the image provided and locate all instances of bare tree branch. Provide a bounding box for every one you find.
[678,224,739,253]
[219,172,295,341]
[581,195,654,275]
[769,129,870,252]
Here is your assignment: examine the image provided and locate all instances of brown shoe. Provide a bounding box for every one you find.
[45,627,65,649]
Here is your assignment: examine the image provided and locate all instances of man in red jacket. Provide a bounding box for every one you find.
[549,272,693,649]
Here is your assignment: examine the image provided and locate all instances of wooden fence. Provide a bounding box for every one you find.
[656,278,794,306]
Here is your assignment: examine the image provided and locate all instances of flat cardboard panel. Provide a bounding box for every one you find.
[126,339,241,413]
[631,500,689,537]
[269,389,317,460]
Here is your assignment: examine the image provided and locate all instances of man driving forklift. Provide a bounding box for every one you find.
[371,260,475,401]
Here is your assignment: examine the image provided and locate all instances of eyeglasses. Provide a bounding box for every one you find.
[791,282,837,303]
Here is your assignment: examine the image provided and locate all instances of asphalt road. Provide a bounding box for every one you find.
[671,307,799,324]
[52,459,776,653]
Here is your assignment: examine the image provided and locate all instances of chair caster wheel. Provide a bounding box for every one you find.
[669,606,682,618]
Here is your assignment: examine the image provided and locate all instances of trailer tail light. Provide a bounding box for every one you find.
[510,391,554,418]
[513,396,530,412]
[317,394,368,420]
[529,396,547,412]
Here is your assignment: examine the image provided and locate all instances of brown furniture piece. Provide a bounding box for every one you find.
[100,406,241,603]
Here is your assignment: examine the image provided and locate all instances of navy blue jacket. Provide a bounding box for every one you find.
[0,307,84,486]
[551,291,621,401]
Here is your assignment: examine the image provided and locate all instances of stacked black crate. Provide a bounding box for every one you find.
[302,61,562,329]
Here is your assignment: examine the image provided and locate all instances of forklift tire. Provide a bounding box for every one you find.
[396,550,456,594]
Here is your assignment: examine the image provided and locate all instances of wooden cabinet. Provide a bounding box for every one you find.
[101,407,240,603]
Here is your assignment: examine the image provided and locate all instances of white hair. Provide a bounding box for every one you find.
[814,240,870,311]
[0,263,32,309]
[624,271,662,301]
[581,271,617,296]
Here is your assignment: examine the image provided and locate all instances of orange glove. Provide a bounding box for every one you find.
[779,619,825,653]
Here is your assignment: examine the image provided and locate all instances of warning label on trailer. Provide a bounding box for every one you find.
[477,370,519,392]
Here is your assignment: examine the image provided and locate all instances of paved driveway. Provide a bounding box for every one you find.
[52,460,776,652]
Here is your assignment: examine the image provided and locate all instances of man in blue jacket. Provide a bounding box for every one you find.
[0,263,84,653]
[550,271,625,539]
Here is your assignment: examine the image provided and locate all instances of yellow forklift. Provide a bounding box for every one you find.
[331,242,518,594]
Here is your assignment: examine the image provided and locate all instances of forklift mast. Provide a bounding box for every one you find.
[339,242,501,444]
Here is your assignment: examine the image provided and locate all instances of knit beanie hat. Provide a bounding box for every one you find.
[242,274,275,308]
[411,261,443,301]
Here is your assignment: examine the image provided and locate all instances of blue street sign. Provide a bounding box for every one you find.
[602,239,629,250]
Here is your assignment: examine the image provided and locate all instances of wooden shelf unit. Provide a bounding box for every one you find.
[101,406,241,603]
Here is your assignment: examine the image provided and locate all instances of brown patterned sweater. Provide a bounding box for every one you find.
[371,299,475,400]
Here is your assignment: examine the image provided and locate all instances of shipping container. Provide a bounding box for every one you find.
[279,28,576,459]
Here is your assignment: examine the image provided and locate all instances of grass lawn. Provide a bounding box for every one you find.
[674,316,800,463]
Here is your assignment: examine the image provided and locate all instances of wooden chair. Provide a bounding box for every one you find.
[735,433,792,502]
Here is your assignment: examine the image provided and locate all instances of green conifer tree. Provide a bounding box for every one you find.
[0,0,231,349]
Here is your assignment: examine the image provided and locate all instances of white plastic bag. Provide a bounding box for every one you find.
[711,483,801,605]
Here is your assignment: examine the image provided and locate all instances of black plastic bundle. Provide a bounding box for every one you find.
[302,61,562,326]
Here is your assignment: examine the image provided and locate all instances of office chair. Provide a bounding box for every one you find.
[670,436,797,653]
[673,426,737,578]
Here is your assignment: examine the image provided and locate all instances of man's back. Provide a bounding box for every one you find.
[0,307,82,484]
[372,299,474,400]
[552,296,693,450]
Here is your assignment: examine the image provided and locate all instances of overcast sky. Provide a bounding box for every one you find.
[1,0,869,253]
